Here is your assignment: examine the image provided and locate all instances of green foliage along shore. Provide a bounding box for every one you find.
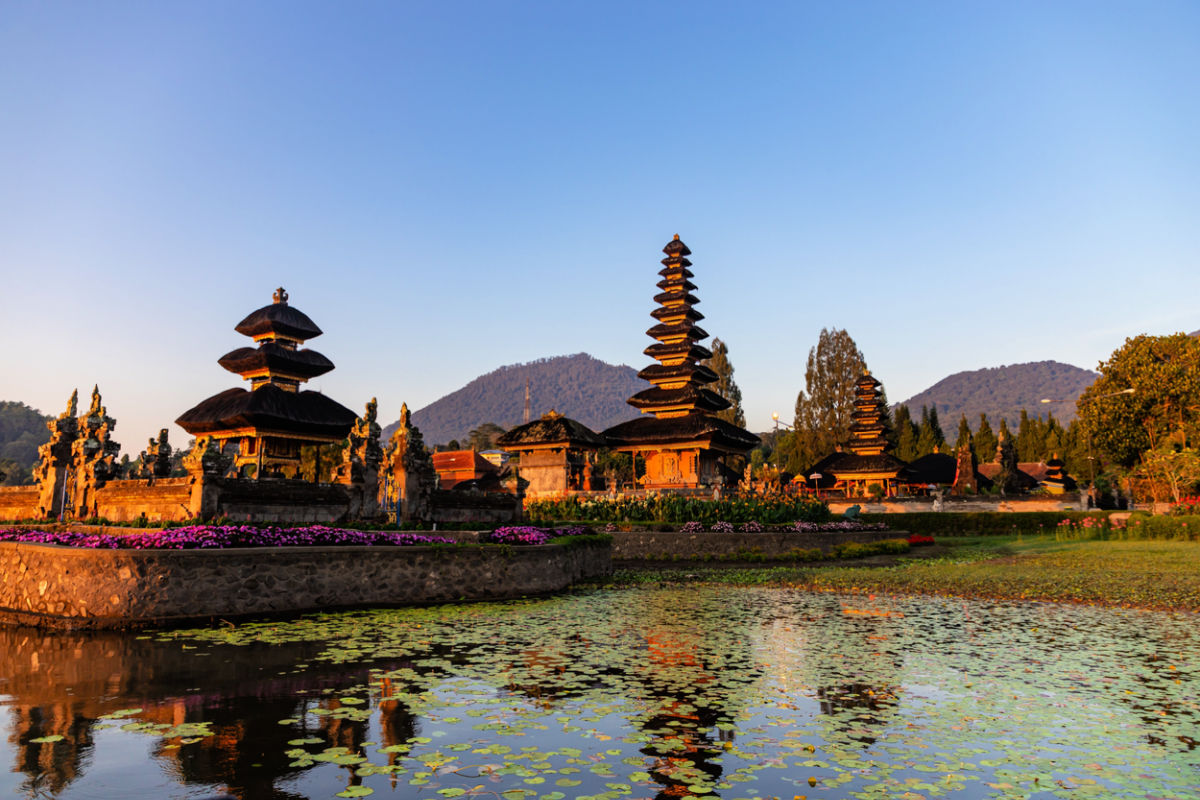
[525,495,830,525]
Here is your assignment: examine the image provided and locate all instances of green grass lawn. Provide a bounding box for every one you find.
[602,537,1200,612]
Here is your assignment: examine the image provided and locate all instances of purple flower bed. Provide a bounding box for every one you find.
[484,525,589,546]
[0,525,455,550]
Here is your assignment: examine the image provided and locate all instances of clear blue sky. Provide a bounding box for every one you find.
[2,1,1198,452]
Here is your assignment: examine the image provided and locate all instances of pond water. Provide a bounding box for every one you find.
[1,587,1197,800]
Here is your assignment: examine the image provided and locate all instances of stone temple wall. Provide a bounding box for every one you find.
[93,478,193,523]
[211,479,352,524]
[0,539,611,629]
[431,489,521,525]
[0,487,39,521]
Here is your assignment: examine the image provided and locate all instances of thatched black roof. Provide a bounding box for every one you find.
[603,412,759,452]
[646,322,709,341]
[651,305,704,323]
[898,452,958,485]
[627,385,730,413]
[217,343,335,380]
[808,451,909,477]
[637,362,719,385]
[235,301,323,341]
[656,277,698,292]
[495,414,606,449]
[662,235,692,257]
[177,384,356,438]
[643,341,713,362]
[653,291,701,306]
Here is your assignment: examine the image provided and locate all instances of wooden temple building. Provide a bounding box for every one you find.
[603,235,759,489]
[176,288,358,478]
[496,410,607,497]
[806,372,907,497]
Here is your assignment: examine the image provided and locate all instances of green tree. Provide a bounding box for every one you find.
[915,406,939,457]
[927,407,945,448]
[893,405,919,462]
[974,413,998,464]
[1078,333,1200,468]
[790,328,867,471]
[467,422,507,452]
[701,337,746,428]
[955,414,972,450]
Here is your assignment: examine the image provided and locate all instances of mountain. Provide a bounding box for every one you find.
[0,401,50,485]
[383,353,647,447]
[897,361,1098,429]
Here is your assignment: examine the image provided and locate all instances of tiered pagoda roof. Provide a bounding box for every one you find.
[847,372,890,456]
[604,236,759,452]
[807,371,906,481]
[177,288,357,439]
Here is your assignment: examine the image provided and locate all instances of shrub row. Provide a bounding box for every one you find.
[525,495,830,525]
[640,537,911,564]
[858,511,1117,538]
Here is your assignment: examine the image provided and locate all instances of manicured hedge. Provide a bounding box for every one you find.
[858,511,1117,538]
[525,495,830,525]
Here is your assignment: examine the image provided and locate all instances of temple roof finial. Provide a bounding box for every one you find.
[273,287,288,304]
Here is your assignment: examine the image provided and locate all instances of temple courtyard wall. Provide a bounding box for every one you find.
[0,486,39,521]
[0,537,611,630]
[0,479,521,526]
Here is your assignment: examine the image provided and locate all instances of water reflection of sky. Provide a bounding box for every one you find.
[1,588,1197,799]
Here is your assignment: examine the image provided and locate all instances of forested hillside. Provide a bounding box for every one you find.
[383,354,647,447]
[898,361,1097,429]
[0,401,49,485]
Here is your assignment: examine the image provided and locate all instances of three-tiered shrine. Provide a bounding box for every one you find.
[177,288,358,477]
[603,235,758,488]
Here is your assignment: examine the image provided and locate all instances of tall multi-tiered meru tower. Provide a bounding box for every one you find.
[808,371,907,497]
[603,235,759,489]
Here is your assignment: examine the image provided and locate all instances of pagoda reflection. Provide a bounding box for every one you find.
[0,625,415,799]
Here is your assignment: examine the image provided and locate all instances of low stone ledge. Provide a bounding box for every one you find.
[0,539,611,630]
[611,529,905,560]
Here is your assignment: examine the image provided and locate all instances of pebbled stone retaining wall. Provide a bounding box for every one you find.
[611,529,904,561]
[0,486,38,521]
[0,539,611,630]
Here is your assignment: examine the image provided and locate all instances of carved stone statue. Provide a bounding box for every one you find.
[335,398,385,517]
[34,390,81,518]
[69,386,121,518]
[146,428,173,478]
[382,402,435,523]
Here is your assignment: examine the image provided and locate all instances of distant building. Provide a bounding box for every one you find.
[479,449,511,468]
[496,411,606,497]
[431,450,500,490]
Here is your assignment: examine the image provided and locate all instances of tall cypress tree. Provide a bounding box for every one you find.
[894,404,919,462]
[974,413,998,464]
[790,328,866,471]
[928,407,945,447]
[955,414,972,450]
[915,406,939,457]
[701,337,746,428]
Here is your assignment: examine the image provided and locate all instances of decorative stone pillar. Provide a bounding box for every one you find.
[382,403,435,523]
[33,390,80,519]
[184,436,231,519]
[335,398,384,519]
[69,387,121,519]
[952,444,978,494]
